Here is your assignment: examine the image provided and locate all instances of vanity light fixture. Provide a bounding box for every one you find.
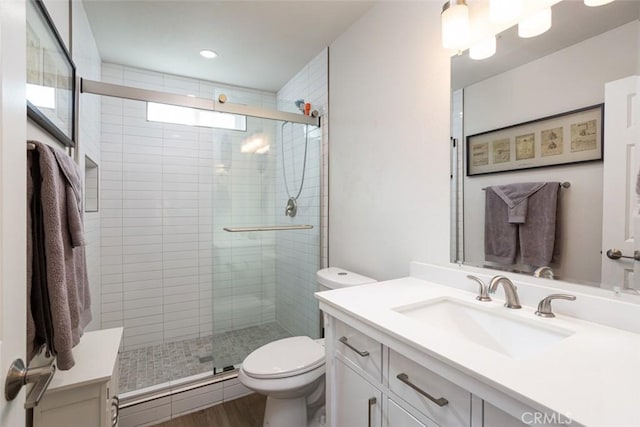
[441,0,562,56]
[584,0,615,6]
[441,0,470,51]
[199,49,218,59]
[518,7,552,38]
[469,36,496,60]
[489,0,524,23]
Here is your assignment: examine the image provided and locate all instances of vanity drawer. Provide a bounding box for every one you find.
[388,350,470,427]
[335,319,383,383]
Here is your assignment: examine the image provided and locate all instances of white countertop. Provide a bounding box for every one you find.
[316,278,640,427]
[47,327,123,392]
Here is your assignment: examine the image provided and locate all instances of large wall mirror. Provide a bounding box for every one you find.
[451,0,640,291]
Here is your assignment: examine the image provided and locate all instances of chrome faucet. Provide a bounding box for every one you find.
[535,294,576,318]
[488,275,522,309]
[466,275,491,301]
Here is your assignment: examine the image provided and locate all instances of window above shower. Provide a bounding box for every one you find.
[147,102,247,131]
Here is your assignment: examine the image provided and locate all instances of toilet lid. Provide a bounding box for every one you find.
[242,336,325,379]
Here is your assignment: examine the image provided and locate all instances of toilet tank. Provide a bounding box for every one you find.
[316,267,377,292]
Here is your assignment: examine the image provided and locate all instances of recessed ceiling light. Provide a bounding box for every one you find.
[199,49,218,59]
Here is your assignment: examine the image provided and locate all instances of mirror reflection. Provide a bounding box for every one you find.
[451,0,640,289]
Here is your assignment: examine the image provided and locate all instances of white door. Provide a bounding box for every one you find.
[601,76,640,290]
[0,0,27,425]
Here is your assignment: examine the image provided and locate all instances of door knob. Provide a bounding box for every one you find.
[606,249,640,261]
[4,358,56,408]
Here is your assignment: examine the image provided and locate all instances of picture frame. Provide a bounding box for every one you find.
[26,0,76,147]
[466,104,604,176]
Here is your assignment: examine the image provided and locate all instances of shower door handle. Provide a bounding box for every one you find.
[223,225,313,232]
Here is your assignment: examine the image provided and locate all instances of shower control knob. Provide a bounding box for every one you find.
[285,197,297,217]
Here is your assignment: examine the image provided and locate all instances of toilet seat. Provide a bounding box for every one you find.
[242,336,325,379]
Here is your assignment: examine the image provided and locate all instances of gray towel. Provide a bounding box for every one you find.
[490,183,545,224]
[485,188,519,264]
[27,150,56,362]
[520,182,560,266]
[51,147,85,247]
[27,153,37,360]
[30,141,92,370]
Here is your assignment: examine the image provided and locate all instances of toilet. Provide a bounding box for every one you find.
[238,267,377,427]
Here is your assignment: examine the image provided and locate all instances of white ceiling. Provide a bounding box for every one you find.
[82,0,375,92]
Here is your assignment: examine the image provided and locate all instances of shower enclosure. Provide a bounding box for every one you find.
[94,64,324,395]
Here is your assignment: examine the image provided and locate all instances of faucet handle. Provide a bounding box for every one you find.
[467,275,491,302]
[535,294,576,318]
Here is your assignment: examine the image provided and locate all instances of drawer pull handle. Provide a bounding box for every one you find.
[397,373,449,407]
[339,336,370,357]
[368,396,377,427]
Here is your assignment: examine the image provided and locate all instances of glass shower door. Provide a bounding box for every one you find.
[210,116,321,372]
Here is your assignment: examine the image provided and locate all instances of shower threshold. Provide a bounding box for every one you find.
[118,322,292,394]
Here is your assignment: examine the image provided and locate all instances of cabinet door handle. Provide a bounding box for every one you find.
[368,396,377,427]
[397,373,449,407]
[339,336,370,357]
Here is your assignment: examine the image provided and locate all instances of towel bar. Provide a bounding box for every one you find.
[223,225,313,232]
[482,182,570,191]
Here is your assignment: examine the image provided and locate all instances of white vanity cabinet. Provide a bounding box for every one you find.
[33,328,123,427]
[327,318,469,427]
[325,314,559,427]
[318,272,640,426]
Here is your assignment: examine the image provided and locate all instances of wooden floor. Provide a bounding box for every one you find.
[153,393,266,427]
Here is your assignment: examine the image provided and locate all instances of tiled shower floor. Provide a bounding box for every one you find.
[118,322,292,393]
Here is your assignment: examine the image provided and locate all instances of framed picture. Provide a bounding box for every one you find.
[26,0,76,147]
[466,104,603,176]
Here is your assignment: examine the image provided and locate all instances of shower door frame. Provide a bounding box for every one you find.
[87,78,324,410]
[81,79,320,126]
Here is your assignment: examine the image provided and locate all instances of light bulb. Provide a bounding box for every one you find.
[584,0,614,6]
[490,0,524,23]
[518,8,552,38]
[441,0,470,50]
[469,36,496,60]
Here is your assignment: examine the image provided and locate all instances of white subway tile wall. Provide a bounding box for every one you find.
[73,1,102,330]
[99,60,326,353]
[275,48,328,337]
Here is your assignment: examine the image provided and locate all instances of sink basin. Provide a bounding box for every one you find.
[393,297,574,359]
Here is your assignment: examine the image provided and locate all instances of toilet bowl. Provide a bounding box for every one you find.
[238,267,377,427]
